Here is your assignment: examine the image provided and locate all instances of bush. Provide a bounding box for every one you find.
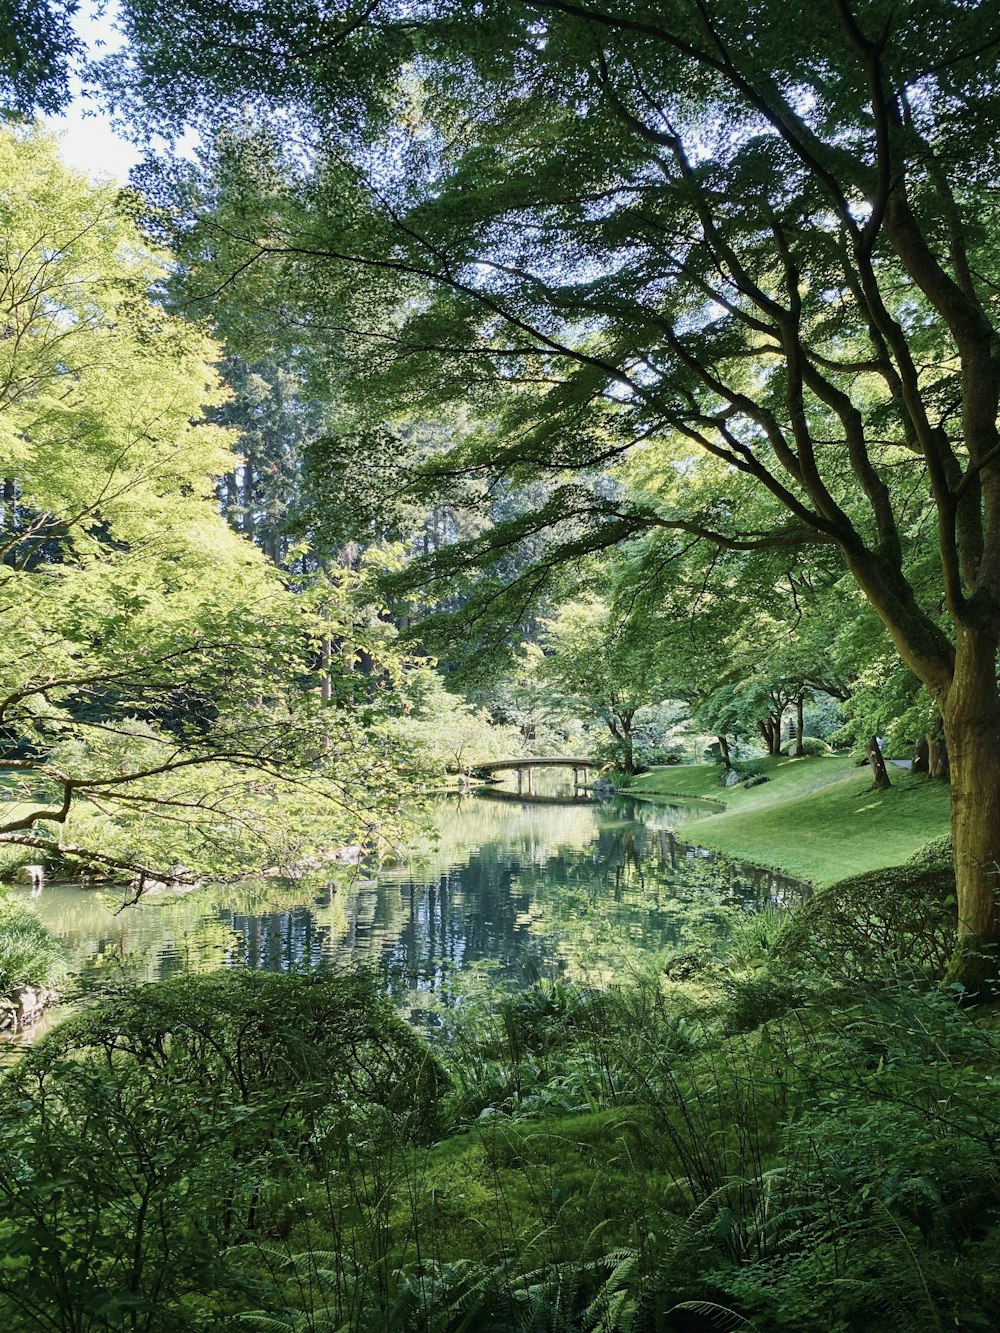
[720,967,811,1031]
[0,845,45,883]
[907,834,953,869]
[635,747,684,766]
[39,968,447,1144]
[718,759,769,786]
[775,862,956,981]
[0,892,65,991]
[499,978,593,1056]
[779,734,831,756]
[0,970,449,1329]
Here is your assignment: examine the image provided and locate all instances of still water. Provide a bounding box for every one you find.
[11,784,803,1036]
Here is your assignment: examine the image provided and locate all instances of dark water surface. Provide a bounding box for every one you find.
[11,785,804,1036]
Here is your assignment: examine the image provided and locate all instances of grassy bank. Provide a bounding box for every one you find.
[630,755,952,885]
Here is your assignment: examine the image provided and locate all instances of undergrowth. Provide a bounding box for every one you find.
[1,847,997,1331]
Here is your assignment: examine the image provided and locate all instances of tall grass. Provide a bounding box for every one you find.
[0,892,66,991]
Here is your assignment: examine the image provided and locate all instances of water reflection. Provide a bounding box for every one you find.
[11,789,805,1034]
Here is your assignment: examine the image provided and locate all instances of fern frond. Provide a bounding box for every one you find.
[231,1316,297,1332]
[669,1299,749,1329]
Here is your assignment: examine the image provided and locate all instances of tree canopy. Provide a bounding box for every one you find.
[91,0,1000,985]
[0,126,414,886]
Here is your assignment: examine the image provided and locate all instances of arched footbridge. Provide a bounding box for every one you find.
[471,756,597,794]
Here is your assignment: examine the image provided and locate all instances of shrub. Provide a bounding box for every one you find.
[720,967,811,1031]
[779,735,831,756]
[0,970,449,1329]
[0,845,44,884]
[499,978,593,1056]
[635,747,684,766]
[775,862,956,981]
[0,892,65,991]
[56,969,445,1138]
[716,758,768,785]
[907,834,953,869]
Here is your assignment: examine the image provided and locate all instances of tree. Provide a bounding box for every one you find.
[103,1,1000,986]
[609,511,859,765]
[386,665,519,774]
[213,353,327,565]
[530,594,670,773]
[0,126,412,886]
[0,0,78,114]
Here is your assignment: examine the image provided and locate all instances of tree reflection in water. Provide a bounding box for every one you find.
[13,789,804,1033]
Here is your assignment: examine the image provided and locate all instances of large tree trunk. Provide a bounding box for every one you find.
[718,734,731,769]
[867,735,892,790]
[794,695,805,757]
[942,631,1000,993]
[929,715,950,779]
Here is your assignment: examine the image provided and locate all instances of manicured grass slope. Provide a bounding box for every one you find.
[630,755,952,885]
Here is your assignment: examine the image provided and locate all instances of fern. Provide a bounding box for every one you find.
[232,1318,298,1332]
[670,1299,749,1329]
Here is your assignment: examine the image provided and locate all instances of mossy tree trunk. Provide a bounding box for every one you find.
[718,733,731,769]
[942,631,1000,993]
[867,735,891,790]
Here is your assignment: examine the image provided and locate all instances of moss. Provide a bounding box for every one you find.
[382,1106,688,1267]
[942,934,1000,1000]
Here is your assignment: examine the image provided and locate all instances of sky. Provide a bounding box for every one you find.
[43,0,196,182]
[42,0,138,180]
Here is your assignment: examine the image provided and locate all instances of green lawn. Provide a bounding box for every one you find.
[629,756,952,885]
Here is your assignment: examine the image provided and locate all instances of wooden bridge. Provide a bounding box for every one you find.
[471,756,596,795]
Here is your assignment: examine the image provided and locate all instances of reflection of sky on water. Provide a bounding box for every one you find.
[11,784,805,1035]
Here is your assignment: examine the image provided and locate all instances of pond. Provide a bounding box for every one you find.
[9,784,804,1038]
